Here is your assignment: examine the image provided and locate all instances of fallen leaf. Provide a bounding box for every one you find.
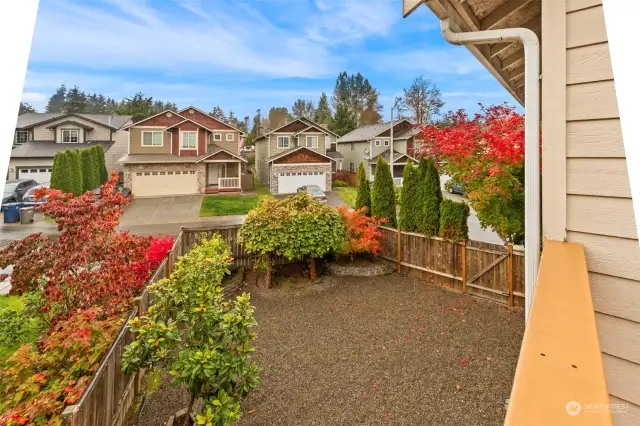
[461,359,468,365]
[448,307,457,312]
[455,385,462,391]
[487,356,493,361]
[420,324,424,328]
[248,410,257,415]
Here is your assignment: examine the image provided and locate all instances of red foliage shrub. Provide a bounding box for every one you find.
[332,170,353,182]
[133,235,174,283]
[337,206,387,258]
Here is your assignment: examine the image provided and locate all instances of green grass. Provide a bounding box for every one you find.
[0,295,43,360]
[200,196,261,216]
[335,187,357,208]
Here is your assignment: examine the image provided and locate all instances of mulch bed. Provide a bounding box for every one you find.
[129,272,524,426]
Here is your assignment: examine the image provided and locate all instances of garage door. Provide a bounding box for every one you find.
[277,171,326,194]
[18,167,52,183]
[132,170,198,197]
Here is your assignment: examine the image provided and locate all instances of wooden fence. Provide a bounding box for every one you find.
[60,230,185,426]
[333,170,358,187]
[378,226,525,307]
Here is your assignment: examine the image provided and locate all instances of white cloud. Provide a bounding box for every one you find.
[368,48,483,75]
[29,0,339,79]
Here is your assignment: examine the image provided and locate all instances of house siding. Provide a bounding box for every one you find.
[104,120,133,173]
[254,138,269,184]
[210,132,240,154]
[129,127,172,154]
[337,140,370,172]
[31,116,113,142]
[8,158,53,180]
[554,2,640,422]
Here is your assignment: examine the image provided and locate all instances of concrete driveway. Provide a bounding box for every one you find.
[120,195,203,226]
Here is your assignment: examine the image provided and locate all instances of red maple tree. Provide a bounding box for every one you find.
[337,206,387,258]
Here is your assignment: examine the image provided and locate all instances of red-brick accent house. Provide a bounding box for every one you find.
[117,107,247,197]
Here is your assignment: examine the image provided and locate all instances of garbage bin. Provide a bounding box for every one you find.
[20,206,35,224]
[3,202,24,224]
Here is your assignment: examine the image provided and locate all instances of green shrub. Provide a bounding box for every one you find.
[50,152,61,190]
[332,179,349,188]
[52,150,72,193]
[439,199,470,242]
[355,161,371,215]
[81,148,99,191]
[95,145,108,184]
[419,159,442,237]
[399,160,417,231]
[371,157,397,228]
[69,150,83,196]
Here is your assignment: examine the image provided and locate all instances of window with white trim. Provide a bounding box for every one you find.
[383,139,390,146]
[15,130,28,145]
[277,136,290,148]
[62,129,79,143]
[306,136,318,148]
[350,143,354,151]
[375,140,381,147]
[226,133,234,141]
[349,162,355,172]
[214,133,222,141]
[181,131,197,149]
[142,131,163,146]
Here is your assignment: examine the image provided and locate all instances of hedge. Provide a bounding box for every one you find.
[355,161,371,215]
[371,156,396,227]
[439,199,470,242]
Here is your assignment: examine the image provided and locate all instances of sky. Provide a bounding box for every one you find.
[22,0,521,120]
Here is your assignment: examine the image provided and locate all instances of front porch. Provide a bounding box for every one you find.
[198,149,249,194]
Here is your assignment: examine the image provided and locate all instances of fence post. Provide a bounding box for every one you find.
[165,250,172,277]
[396,228,401,273]
[180,226,186,256]
[461,240,467,293]
[508,244,514,306]
[61,405,78,425]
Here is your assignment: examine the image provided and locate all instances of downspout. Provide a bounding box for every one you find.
[440,18,540,322]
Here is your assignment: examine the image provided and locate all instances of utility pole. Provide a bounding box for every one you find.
[390,97,404,184]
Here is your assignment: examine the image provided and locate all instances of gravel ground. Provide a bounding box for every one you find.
[131,272,524,426]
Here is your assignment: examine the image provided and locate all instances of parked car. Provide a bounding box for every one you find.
[22,182,50,206]
[2,179,39,205]
[448,183,465,196]
[297,185,328,203]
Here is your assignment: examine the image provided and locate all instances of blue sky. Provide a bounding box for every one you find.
[22,0,520,119]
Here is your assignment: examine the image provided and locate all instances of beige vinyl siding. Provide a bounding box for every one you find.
[297,131,326,154]
[129,127,171,154]
[105,125,132,173]
[563,3,640,420]
[8,158,53,180]
[32,116,113,142]
[32,125,55,141]
[268,132,295,154]
[337,141,369,172]
[254,139,269,184]
[210,131,239,154]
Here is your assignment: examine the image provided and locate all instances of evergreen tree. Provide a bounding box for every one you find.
[19,102,37,115]
[50,152,60,190]
[418,158,442,236]
[399,160,417,230]
[355,161,371,215]
[46,85,67,113]
[55,151,72,194]
[314,92,332,124]
[209,106,227,122]
[81,148,99,191]
[68,150,83,196]
[63,86,88,113]
[331,71,383,125]
[292,99,315,119]
[95,145,108,184]
[327,103,357,136]
[117,92,155,122]
[371,157,397,227]
[90,146,101,189]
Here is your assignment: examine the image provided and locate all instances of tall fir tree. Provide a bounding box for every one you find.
[418,159,442,236]
[371,157,397,227]
[399,160,417,230]
[355,161,371,215]
[63,86,88,113]
[46,85,67,113]
[68,150,83,196]
[95,145,108,184]
[328,103,357,136]
[50,152,61,190]
[81,148,98,191]
[90,147,101,189]
[55,151,72,194]
[314,92,332,124]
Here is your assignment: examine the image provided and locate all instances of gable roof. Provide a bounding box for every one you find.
[46,120,94,131]
[17,113,132,130]
[257,117,339,141]
[195,145,248,163]
[177,106,246,135]
[11,141,114,158]
[337,119,414,143]
[293,125,332,136]
[121,110,186,130]
[165,118,213,132]
[367,149,416,164]
[267,146,335,163]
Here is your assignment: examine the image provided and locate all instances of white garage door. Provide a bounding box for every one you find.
[18,167,52,183]
[277,171,326,194]
[132,170,198,197]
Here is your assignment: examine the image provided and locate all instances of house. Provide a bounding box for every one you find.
[253,117,340,194]
[336,119,419,184]
[117,106,248,197]
[8,112,133,183]
[403,1,638,424]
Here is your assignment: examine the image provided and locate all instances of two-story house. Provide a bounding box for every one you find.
[117,106,247,197]
[336,119,420,185]
[253,117,340,194]
[9,112,133,182]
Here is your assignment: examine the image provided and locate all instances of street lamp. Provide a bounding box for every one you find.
[390,97,404,184]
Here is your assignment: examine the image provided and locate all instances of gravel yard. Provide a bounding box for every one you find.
[131,272,524,426]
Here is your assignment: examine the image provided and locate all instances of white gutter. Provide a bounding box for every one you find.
[440,18,540,323]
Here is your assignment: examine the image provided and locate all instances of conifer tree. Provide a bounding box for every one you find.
[95,145,108,184]
[371,157,397,227]
[399,160,417,231]
[419,159,442,236]
[69,150,83,196]
[355,161,371,215]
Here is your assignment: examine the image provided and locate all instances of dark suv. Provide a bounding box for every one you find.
[3,179,39,205]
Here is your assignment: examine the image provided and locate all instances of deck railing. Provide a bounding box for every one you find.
[219,177,240,189]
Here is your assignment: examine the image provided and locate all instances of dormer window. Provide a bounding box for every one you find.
[15,130,28,144]
[62,129,79,143]
[383,140,390,146]
[226,133,234,142]
[214,133,222,141]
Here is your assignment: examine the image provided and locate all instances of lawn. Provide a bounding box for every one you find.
[335,186,357,208]
[133,272,524,425]
[199,177,271,217]
[0,295,43,360]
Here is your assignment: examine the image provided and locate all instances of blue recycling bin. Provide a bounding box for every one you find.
[3,202,24,223]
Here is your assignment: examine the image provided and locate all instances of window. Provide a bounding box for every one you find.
[181,131,197,149]
[349,162,355,172]
[306,136,318,148]
[384,139,390,146]
[277,136,290,148]
[62,129,79,143]
[350,143,354,151]
[226,133,234,141]
[142,131,163,146]
[214,134,222,141]
[375,140,381,147]
[15,131,28,144]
